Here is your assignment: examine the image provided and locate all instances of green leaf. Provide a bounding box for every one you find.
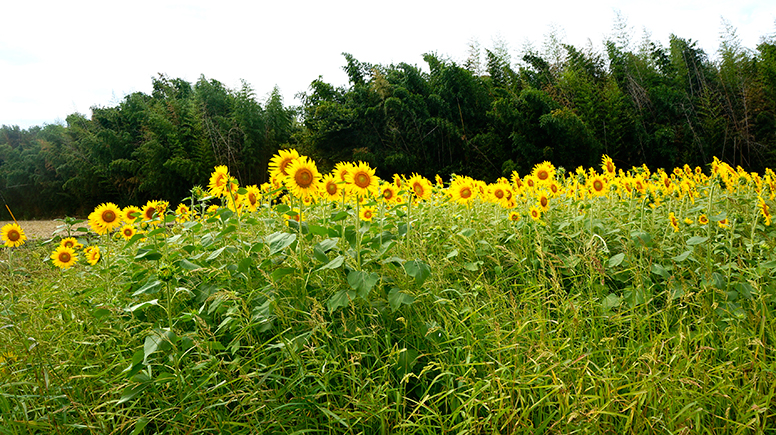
[267,232,297,255]
[132,280,162,296]
[117,383,148,405]
[206,246,228,261]
[630,231,653,247]
[651,263,670,279]
[671,250,692,262]
[602,293,621,311]
[135,249,163,261]
[315,238,339,253]
[446,249,459,259]
[327,289,355,313]
[464,261,482,271]
[330,210,349,221]
[686,236,709,246]
[125,299,159,313]
[404,260,431,286]
[347,270,379,299]
[271,267,296,281]
[388,287,415,311]
[607,253,625,268]
[458,228,476,237]
[308,223,329,236]
[178,259,201,271]
[317,255,345,271]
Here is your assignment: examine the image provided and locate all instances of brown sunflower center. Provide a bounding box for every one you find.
[295,169,313,188]
[494,189,504,199]
[593,180,604,192]
[537,170,549,181]
[413,183,424,197]
[540,196,548,208]
[460,187,471,199]
[279,159,293,175]
[102,210,117,223]
[354,172,370,189]
[7,229,19,241]
[326,182,338,195]
[59,252,71,263]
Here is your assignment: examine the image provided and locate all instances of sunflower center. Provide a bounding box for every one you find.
[494,190,504,199]
[537,170,548,181]
[593,180,604,192]
[413,183,424,197]
[59,252,71,263]
[63,240,74,248]
[606,162,614,173]
[279,159,293,176]
[383,189,393,200]
[295,169,313,188]
[540,196,548,208]
[102,210,117,223]
[326,182,338,195]
[248,193,257,205]
[460,188,471,199]
[355,173,370,189]
[7,230,19,241]
[145,208,156,219]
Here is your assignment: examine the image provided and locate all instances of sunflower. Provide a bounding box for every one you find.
[175,203,192,223]
[88,202,123,235]
[285,156,322,199]
[587,174,608,197]
[321,174,342,201]
[531,161,556,185]
[120,225,137,240]
[718,218,730,228]
[759,197,772,226]
[141,200,168,224]
[51,246,78,269]
[668,212,680,232]
[529,206,542,221]
[244,185,262,212]
[122,205,142,223]
[359,206,375,222]
[84,246,100,266]
[698,214,709,225]
[268,149,301,182]
[407,174,433,201]
[448,177,477,205]
[392,174,404,189]
[380,183,399,204]
[345,161,379,198]
[59,237,82,250]
[487,183,508,206]
[435,174,444,188]
[208,165,230,197]
[1,223,26,248]
[508,211,521,222]
[538,191,550,212]
[523,175,536,190]
[601,155,616,178]
[333,162,355,183]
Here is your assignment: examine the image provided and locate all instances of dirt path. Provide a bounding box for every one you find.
[0,220,67,241]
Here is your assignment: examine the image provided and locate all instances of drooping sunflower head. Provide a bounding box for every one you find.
[51,246,78,269]
[345,161,379,198]
[268,149,301,182]
[285,156,322,199]
[1,223,26,248]
[88,203,122,235]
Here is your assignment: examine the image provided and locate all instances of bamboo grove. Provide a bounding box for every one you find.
[2,26,776,219]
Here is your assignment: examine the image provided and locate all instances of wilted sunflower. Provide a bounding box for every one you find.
[51,246,78,269]
[84,246,100,266]
[285,156,322,199]
[268,149,301,182]
[88,202,122,235]
[345,161,379,197]
[1,223,26,248]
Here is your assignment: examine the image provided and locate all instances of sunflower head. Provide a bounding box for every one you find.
[1,223,27,248]
[59,237,82,250]
[359,206,375,222]
[345,161,379,198]
[407,174,433,201]
[208,165,231,197]
[88,203,122,235]
[508,211,521,222]
[285,156,322,199]
[51,246,78,269]
[268,149,301,182]
[122,206,142,223]
[531,161,556,185]
[84,246,100,266]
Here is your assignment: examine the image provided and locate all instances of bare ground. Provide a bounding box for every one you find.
[1,220,69,241]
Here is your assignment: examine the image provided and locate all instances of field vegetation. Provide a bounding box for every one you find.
[2,151,775,433]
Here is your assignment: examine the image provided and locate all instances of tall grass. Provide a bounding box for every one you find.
[1,157,775,434]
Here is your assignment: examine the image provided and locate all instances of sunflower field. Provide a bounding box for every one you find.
[1,151,776,434]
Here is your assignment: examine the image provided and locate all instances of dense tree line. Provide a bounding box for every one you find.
[2,26,776,218]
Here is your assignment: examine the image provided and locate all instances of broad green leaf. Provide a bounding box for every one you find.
[125,299,159,313]
[317,255,345,271]
[308,223,329,236]
[132,280,161,296]
[607,253,625,268]
[458,228,476,237]
[178,259,201,271]
[671,250,692,262]
[327,289,355,313]
[267,232,297,255]
[135,249,163,261]
[602,293,621,311]
[206,246,228,261]
[330,210,349,221]
[630,231,653,247]
[404,260,431,286]
[117,383,148,405]
[271,267,296,281]
[388,287,415,311]
[464,261,482,271]
[651,263,670,279]
[347,270,379,299]
[315,238,339,253]
[446,249,459,259]
[686,236,709,246]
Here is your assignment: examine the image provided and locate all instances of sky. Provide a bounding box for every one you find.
[2,0,775,129]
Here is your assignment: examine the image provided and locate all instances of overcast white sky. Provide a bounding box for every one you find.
[2,0,775,129]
